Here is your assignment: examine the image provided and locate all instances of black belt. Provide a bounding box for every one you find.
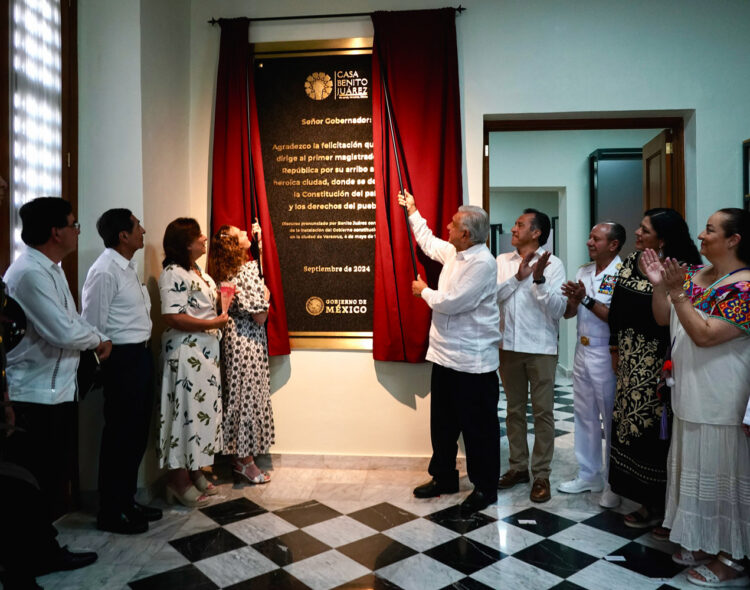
[112,340,150,349]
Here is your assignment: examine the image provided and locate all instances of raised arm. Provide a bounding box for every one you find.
[398,191,453,264]
[662,257,743,347]
[532,253,567,320]
[642,248,671,326]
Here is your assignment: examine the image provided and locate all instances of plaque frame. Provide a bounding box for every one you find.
[253,38,376,351]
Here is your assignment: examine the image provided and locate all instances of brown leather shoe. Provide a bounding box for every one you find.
[530,478,551,503]
[497,469,531,489]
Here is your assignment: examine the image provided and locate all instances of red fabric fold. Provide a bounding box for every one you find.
[371,8,463,362]
[211,18,290,356]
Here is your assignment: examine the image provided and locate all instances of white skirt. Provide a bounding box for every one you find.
[664,417,750,558]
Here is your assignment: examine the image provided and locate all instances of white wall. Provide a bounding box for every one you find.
[78,0,144,276]
[76,0,750,468]
[489,190,559,228]
[77,0,145,490]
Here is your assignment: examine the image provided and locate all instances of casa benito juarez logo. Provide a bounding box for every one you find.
[304,70,369,101]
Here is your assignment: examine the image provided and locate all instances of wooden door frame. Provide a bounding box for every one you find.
[482,116,685,217]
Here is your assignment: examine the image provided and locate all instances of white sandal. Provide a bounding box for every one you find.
[688,556,750,588]
[232,461,271,485]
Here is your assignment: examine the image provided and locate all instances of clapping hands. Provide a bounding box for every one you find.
[643,248,686,291]
[561,280,586,304]
[516,250,550,281]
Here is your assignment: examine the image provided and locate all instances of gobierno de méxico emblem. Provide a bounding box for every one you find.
[305,72,332,100]
[305,296,325,316]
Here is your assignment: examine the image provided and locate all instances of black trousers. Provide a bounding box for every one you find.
[0,470,62,584]
[3,400,78,521]
[98,343,154,514]
[427,364,500,494]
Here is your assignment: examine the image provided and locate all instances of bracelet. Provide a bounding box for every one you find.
[582,295,595,310]
[670,291,689,304]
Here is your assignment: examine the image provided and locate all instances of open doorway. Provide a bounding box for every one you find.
[482,114,689,371]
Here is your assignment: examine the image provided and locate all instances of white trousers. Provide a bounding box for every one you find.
[572,343,616,482]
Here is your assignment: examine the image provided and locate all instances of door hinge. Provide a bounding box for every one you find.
[484,145,488,157]
[665,142,673,155]
[67,152,71,167]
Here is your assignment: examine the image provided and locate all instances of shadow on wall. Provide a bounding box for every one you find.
[269,354,291,394]
[374,360,431,410]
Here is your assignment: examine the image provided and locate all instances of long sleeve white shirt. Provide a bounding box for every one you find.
[496,248,566,355]
[4,248,107,404]
[410,211,500,373]
[82,248,152,345]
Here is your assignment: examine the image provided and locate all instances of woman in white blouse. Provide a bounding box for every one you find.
[645,207,750,587]
[157,218,228,507]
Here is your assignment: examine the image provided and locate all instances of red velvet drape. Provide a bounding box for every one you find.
[211,18,290,356]
[371,9,463,362]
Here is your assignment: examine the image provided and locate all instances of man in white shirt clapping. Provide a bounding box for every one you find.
[82,209,161,534]
[399,191,501,515]
[496,209,566,503]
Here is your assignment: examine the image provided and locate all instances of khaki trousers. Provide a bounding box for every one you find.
[499,350,557,480]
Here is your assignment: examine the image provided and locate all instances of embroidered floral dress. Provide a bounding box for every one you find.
[664,266,750,558]
[157,264,223,469]
[221,261,274,457]
[607,251,671,509]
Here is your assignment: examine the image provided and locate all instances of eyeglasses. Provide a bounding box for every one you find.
[66,221,81,231]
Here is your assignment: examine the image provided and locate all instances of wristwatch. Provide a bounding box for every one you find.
[533,276,546,284]
[582,295,595,310]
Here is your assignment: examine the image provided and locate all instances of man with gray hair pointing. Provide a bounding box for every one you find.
[398,191,501,514]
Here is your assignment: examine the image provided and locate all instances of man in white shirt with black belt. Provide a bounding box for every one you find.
[496,209,566,503]
[82,208,161,534]
[558,222,625,509]
[399,191,501,514]
[4,197,112,521]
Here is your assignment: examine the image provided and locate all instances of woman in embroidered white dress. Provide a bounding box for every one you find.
[157,218,228,508]
[645,208,750,587]
[208,223,273,485]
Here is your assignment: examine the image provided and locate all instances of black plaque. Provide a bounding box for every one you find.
[255,54,375,339]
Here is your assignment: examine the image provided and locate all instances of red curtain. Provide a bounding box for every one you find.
[211,18,290,356]
[371,9,463,362]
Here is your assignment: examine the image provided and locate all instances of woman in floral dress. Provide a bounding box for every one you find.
[608,208,701,529]
[158,218,228,507]
[209,224,273,484]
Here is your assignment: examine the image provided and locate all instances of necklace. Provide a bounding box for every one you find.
[192,264,213,290]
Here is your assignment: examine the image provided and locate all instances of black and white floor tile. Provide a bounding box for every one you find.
[33,376,697,590]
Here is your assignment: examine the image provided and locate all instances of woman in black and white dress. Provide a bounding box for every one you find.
[209,223,273,484]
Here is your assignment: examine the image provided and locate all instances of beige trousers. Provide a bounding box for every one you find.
[499,350,558,480]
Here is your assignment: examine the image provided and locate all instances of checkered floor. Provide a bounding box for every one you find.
[37,376,697,589]
[126,381,690,590]
[128,496,687,589]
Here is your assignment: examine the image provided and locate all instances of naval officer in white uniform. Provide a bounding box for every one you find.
[558,222,625,508]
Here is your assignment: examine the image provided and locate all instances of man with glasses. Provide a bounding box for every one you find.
[4,197,112,522]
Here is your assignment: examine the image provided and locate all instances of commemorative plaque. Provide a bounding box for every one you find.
[254,41,375,349]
